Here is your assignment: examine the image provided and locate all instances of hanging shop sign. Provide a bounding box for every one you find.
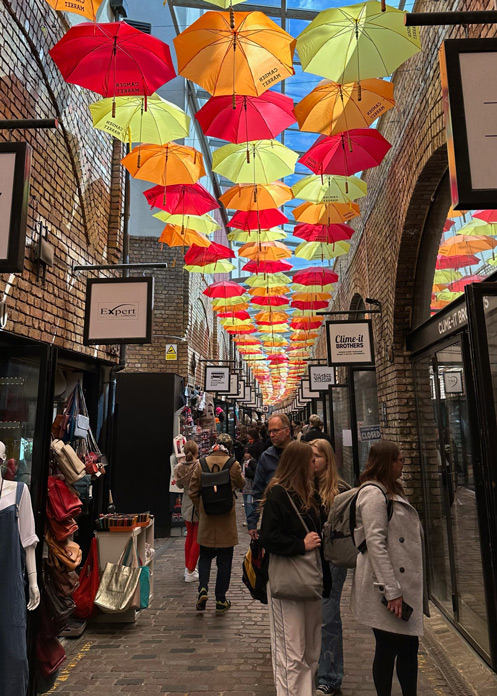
[301,379,314,400]
[84,277,153,345]
[166,344,177,361]
[299,384,312,403]
[241,384,252,404]
[308,365,335,392]
[440,38,497,209]
[205,365,231,393]
[443,370,464,394]
[225,372,240,397]
[0,142,31,273]
[326,320,374,367]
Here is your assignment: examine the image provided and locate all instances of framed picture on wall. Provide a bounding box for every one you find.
[0,142,31,273]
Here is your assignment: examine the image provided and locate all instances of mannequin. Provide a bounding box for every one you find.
[0,440,39,696]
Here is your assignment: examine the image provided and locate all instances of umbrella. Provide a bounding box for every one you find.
[292,282,335,293]
[291,299,329,310]
[293,175,367,203]
[49,22,176,101]
[258,324,290,333]
[448,206,468,218]
[229,209,289,230]
[255,311,289,324]
[218,310,251,320]
[296,1,422,83]
[174,11,295,98]
[238,241,292,260]
[251,296,290,307]
[244,272,291,287]
[153,212,219,234]
[438,235,497,256]
[158,224,211,248]
[295,78,395,136]
[436,253,479,269]
[220,182,293,210]
[247,285,290,296]
[213,140,298,184]
[185,260,236,274]
[433,270,462,284]
[443,219,455,232]
[293,222,355,243]
[448,275,484,292]
[196,92,296,143]
[184,242,235,265]
[473,210,497,224]
[299,129,391,176]
[292,292,332,302]
[293,267,339,285]
[242,260,292,273]
[228,229,286,242]
[293,201,360,224]
[436,289,463,302]
[295,240,350,260]
[213,302,249,313]
[122,144,205,186]
[458,218,497,236]
[89,94,190,144]
[203,0,247,7]
[211,294,248,306]
[144,183,219,215]
[45,0,103,21]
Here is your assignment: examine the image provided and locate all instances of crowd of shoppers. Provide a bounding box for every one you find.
[180,415,426,696]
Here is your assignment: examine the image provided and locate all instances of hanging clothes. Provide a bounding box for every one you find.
[0,481,29,696]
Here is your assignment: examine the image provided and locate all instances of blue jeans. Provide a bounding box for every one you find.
[243,494,254,524]
[317,565,347,690]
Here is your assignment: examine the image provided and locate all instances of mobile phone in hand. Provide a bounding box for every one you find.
[381,595,414,621]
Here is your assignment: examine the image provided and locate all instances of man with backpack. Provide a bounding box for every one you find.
[189,433,245,614]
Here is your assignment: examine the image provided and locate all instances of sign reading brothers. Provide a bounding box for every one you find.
[326,320,375,367]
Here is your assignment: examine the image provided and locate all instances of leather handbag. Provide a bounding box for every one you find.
[46,530,82,571]
[44,570,76,620]
[51,439,86,484]
[94,538,141,613]
[36,635,66,678]
[47,515,78,541]
[73,537,100,619]
[46,555,80,596]
[47,476,82,521]
[267,492,323,601]
[74,414,90,438]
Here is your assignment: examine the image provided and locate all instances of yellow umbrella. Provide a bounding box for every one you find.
[228,229,286,242]
[293,201,360,224]
[45,0,103,21]
[433,269,462,284]
[153,212,219,233]
[292,175,367,203]
[244,272,292,287]
[295,241,351,259]
[213,140,298,184]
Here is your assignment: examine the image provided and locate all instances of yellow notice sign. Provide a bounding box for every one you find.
[166,344,177,361]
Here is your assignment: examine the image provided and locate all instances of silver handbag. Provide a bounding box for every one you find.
[268,491,322,601]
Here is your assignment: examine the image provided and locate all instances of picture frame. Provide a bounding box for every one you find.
[0,142,31,273]
[326,319,375,367]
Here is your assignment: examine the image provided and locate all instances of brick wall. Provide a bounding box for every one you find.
[0,0,124,359]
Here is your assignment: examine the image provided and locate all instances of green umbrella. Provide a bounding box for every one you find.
[292,175,367,203]
[433,269,462,284]
[228,229,286,242]
[152,212,220,234]
[244,272,292,287]
[458,218,497,236]
[295,241,350,260]
[436,289,464,302]
[213,140,298,184]
[296,1,422,83]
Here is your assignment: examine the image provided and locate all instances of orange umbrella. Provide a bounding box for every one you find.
[212,302,250,312]
[45,0,103,21]
[121,143,205,186]
[255,311,289,323]
[293,200,360,224]
[438,235,497,256]
[295,78,395,136]
[247,286,290,296]
[238,241,292,260]
[158,224,210,247]
[447,206,468,219]
[173,12,295,98]
[292,291,332,302]
[220,182,293,211]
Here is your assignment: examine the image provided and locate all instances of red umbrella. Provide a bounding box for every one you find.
[250,295,289,306]
[299,129,391,176]
[448,275,484,292]
[144,183,219,215]
[203,280,245,298]
[242,260,293,274]
[196,92,296,143]
[229,208,289,230]
[218,311,251,320]
[473,210,497,223]
[290,319,323,330]
[435,254,479,269]
[293,268,339,285]
[293,222,354,243]
[291,299,329,310]
[184,243,235,265]
[443,219,455,232]
[49,22,175,100]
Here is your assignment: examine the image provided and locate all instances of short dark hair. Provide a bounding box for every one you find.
[247,427,260,441]
[269,413,290,429]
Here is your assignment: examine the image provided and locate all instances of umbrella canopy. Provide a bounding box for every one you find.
[251,296,290,307]
[89,94,190,144]
[255,311,289,324]
[295,78,395,136]
[174,11,295,97]
[144,183,219,215]
[211,294,249,307]
[458,218,497,236]
[203,280,246,298]
[228,229,286,242]
[158,224,211,247]
[293,200,360,224]
[293,267,339,285]
[296,1,422,83]
[122,144,205,185]
[295,240,351,259]
[213,301,249,312]
[291,299,329,310]
[213,140,298,184]
[299,129,391,176]
[247,285,290,296]
[45,0,103,21]
[438,235,497,256]
[293,174,367,203]
[184,242,235,265]
[196,92,296,143]
[229,208,289,230]
[292,291,332,302]
[436,289,463,302]
[153,212,219,234]
[220,182,293,210]
[238,241,292,260]
[443,219,455,232]
[242,259,293,273]
[49,21,176,98]
[433,269,463,284]
[436,253,479,269]
[218,310,251,320]
[448,275,484,292]
[244,272,291,287]
[448,206,468,218]
[473,210,497,224]
[294,222,354,243]
[185,259,236,274]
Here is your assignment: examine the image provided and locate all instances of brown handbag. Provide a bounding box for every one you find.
[46,530,82,571]
[46,555,80,596]
[47,516,78,541]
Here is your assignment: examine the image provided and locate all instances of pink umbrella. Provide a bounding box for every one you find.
[229,208,289,230]
[299,129,391,176]
[448,275,484,292]
[242,259,293,274]
[473,210,497,223]
[143,183,219,214]
[293,222,355,243]
[184,242,234,265]
[293,268,339,285]
[436,253,479,269]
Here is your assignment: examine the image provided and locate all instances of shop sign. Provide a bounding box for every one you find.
[308,365,335,392]
[359,425,381,442]
[226,372,240,397]
[326,320,374,367]
[84,277,153,345]
[0,142,31,273]
[443,370,464,394]
[205,365,231,393]
[262,405,270,413]
[440,38,497,209]
[301,379,314,400]
[165,344,177,361]
[241,384,252,404]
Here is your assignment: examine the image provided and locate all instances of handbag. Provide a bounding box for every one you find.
[74,413,90,438]
[43,570,76,622]
[47,515,78,541]
[36,635,66,678]
[267,491,323,601]
[139,562,151,609]
[73,537,100,619]
[242,537,268,604]
[46,554,80,596]
[47,476,82,521]
[51,439,86,484]
[94,538,141,613]
[46,530,82,571]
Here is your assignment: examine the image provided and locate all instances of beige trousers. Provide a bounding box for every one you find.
[267,584,322,696]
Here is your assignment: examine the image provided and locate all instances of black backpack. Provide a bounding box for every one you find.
[200,455,236,515]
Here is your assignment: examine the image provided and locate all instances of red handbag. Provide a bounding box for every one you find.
[73,537,100,619]
[47,476,82,521]
[47,516,78,541]
[36,635,66,678]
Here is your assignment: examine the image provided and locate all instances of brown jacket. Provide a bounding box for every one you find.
[189,450,245,548]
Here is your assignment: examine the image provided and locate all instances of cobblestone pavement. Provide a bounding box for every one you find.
[50,501,459,696]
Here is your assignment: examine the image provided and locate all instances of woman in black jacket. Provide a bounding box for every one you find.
[260,440,329,696]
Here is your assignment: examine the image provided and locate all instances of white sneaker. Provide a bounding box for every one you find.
[184,568,199,582]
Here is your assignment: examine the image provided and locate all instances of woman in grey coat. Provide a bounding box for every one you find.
[351,440,426,696]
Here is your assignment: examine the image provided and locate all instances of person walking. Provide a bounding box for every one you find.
[351,440,427,696]
[303,414,332,444]
[260,441,330,696]
[241,451,256,527]
[189,433,245,614]
[173,440,200,583]
[312,439,349,696]
[247,413,293,539]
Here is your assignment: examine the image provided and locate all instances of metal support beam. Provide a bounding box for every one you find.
[72,262,169,273]
[316,309,382,315]
[0,118,58,130]
[405,11,497,26]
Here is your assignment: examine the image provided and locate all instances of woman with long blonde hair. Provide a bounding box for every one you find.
[312,438,349,696]
[260,441,330,696]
